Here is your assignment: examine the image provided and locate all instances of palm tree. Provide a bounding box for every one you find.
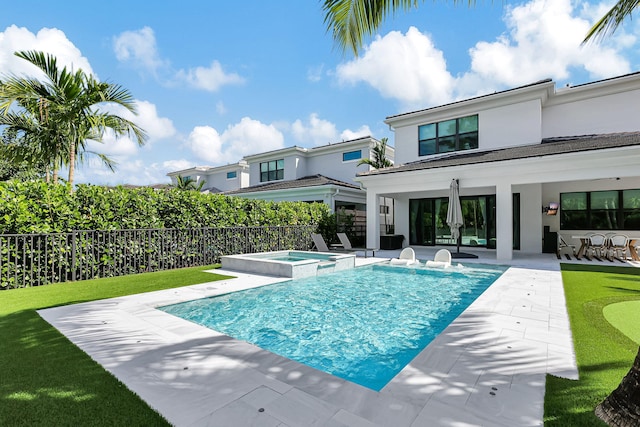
[173,175,205,191]
[357,137,392,169]
[0,50,147,188]
[359,137,394,232]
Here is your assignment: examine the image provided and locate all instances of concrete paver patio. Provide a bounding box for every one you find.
[38,250,578,426]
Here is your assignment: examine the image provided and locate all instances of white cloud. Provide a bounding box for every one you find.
[291,113,338,146]
[185,117,284,164]
[216,101,227,114]
[468,0,631,86]
[334,0,635,108]
[341,125,372,141]
[336,27,455,107]
[87,99,176,158]
[113,27,166,74]
[0,25,94,78]
[175,60,244,92]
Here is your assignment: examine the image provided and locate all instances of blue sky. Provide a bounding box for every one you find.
[1,1,638,185]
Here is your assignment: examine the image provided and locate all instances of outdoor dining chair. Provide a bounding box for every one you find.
[608,234,629,260]
[586,233,607,259]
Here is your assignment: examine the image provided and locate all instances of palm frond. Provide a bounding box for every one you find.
[323,0,475,56]
[584,0,640,43]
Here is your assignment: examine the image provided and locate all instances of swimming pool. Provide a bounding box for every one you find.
[159,263,507,391]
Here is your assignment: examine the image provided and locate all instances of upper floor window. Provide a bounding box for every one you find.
[418,115,478,156]
[260,159,284,182]
[342,150,362,162]
[226,171,237,179]
[560,189,640,230]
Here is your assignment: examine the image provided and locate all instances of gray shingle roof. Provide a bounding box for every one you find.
[225,174,361,195]
[360,132,640,176]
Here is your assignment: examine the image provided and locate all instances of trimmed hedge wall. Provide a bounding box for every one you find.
[0,181,330,233]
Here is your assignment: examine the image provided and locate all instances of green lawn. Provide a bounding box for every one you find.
[544,264,640,426]
[0,266,233,427]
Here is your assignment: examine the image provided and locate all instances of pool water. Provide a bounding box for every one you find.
[159,263,506,391]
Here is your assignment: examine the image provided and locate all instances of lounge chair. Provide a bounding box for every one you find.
[425,249,452,268]
[390,247,418,265]
[336,233,376,258]
[311,233,332,252]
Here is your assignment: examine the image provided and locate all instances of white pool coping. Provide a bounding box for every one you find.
[38,254,578,426]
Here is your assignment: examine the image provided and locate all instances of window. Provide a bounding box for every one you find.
[380,205,389,214]
[342,150,362,162]
[418,115,478,156]
[260,159,284,182]
[560,190,640,230]
[226,171,237,179]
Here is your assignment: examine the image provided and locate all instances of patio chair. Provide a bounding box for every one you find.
[608,234,629,260]
[336,232,376,258]
[557,234,576,259]
[311,233,332,252]
[390,247,419,265]
[586,233,607,259]
[426,249,452,268]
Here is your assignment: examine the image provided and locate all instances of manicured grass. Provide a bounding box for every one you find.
[544,264,640,426]
[0,266,233,427]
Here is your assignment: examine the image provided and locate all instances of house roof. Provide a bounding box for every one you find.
[359,132,640,176]
[225,174,361,195]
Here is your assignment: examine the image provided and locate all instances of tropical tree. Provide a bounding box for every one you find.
[0,50,147,188]
[359,137,394,232]
[173,175,205,191]
[358,137,393,169]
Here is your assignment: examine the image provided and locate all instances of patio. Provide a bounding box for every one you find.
[38,250,578,426]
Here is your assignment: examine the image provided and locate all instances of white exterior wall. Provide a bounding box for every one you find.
[392,99,542,164]
[306,144,371,183]
[514,183,543,253]
[542,88,640,138]
[479,99,542,149]
[203,170,243,192]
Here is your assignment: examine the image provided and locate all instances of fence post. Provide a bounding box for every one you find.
[71,231,77,282]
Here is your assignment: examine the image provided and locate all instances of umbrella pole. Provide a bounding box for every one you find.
[457,233,461,253]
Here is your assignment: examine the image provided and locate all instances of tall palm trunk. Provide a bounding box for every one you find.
[68,141,75,190]
[595,346,640,426]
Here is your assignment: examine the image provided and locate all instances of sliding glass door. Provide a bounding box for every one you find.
[409,194,518,249]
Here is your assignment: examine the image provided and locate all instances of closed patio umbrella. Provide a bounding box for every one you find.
[447,179,464,254]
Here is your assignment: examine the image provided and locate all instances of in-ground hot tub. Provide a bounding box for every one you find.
[221,250,356,279]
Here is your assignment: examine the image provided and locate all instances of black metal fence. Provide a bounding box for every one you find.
[0,226,316,289]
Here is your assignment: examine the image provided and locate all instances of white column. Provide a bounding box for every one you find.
[366,190,380,249]
[496,181,513,260]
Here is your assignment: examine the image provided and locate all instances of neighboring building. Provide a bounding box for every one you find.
[357,72,640,260]
[167,136,395,232]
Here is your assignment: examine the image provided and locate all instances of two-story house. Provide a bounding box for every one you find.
[168,136,395,233]
[357,72,640,260]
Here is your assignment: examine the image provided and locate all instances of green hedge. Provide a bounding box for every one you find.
[0,181,330,233]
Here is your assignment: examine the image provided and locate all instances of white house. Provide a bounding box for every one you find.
[357,72,640,260]
[168,136,396,232]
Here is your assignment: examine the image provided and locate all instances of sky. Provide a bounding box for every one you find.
[1,0,638,186]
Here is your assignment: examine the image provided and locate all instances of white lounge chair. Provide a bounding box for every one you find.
[390,247,418,265]
[425,249,452,268]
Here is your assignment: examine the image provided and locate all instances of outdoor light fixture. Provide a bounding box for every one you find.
[542,202,559,215]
